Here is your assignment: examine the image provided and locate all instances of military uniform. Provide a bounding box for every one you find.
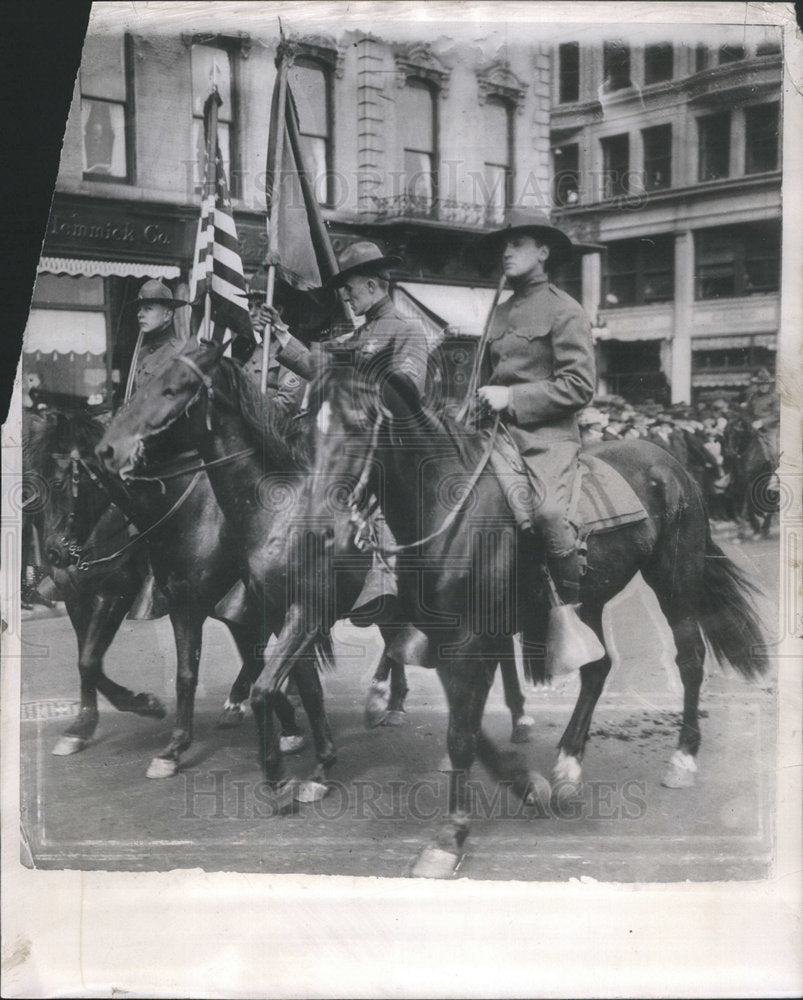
[276,295,429,395]
[241,337,306,413]
[486,275,596,563]
[132,322,185,392]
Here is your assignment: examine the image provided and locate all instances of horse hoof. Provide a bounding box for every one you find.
[382,710,406,727]
[437,754,454,773]
[215,705,246,729]
[364,680,390,728]
[146,757,178,779]
[280,733,306,754]
[133,694,167,720]
[294,779,330,803]
[511,715,535,743]
[411,845,462,879]
[52,735,88,756]
[661,750,697,789]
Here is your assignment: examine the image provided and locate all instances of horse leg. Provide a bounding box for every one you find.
[552,605,612,801]
[146,597,203,779]
[216,622,305,751]
[288,656,337,802]
[500,651,534,743]
[365,623,413,728]
[642,569,706,789]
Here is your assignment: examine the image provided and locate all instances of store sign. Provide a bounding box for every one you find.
[46,196,191,262]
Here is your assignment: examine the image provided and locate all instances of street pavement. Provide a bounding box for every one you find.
[18,535,778,881]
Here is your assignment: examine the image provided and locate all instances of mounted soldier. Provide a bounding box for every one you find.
[128,279,189,395]
[743,367,780,463]
[475,208,604,670]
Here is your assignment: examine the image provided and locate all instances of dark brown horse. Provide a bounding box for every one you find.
[96,339,533,796]
[722,415,780,540]
[257,347,769,875]
[24,403,309,776]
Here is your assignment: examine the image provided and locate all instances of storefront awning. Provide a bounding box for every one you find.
[38,257,180,279]
[397,282,511,338]
[592,327,667,342]
[693,334,777,351]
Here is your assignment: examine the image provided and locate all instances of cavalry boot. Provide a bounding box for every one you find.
[545,550,605,677]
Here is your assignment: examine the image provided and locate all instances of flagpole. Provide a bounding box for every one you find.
[456,273,507,425]
[203,87,221,343]
[262,47,290,394]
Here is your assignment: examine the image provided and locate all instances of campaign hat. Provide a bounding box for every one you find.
[129,279,188,308]
[477,208,575,268]
[326,241,403,289]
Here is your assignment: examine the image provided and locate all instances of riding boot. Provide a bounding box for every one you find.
[544,549,605,677]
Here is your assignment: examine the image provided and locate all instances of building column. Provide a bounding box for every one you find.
[671,229,694,402]
[730,108,746,178]
[581,250,601,321]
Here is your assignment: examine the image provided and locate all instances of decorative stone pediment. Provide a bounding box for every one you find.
[286,33,346,78]
[393,43,451,95]
[477,60,528,113]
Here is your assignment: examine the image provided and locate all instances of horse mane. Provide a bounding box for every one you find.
[309,346,484,468]
[23,407,106,476]
[217,357,311,468]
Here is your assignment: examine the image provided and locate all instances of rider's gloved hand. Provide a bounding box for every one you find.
[260,305,291,346]
[477,385,511,413]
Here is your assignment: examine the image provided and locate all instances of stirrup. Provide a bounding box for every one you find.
[546,603,606,677]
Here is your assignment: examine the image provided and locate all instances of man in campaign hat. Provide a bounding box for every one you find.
[128,279,188,393]
[743,367,779,460]
[476,208,601,667]
[264,240,429,394]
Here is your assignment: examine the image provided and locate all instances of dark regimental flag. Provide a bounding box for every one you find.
[189,88,253,360]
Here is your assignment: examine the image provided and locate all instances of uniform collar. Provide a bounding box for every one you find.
[363,295,394,324]
[143,321,178,352]
[509,275,549,298]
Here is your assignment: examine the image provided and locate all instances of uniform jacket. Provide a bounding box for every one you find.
[277,295,429,395]
[240,337,306,413]
[745,386,779,424]
[486,276,596,443]
[133,321,185,391]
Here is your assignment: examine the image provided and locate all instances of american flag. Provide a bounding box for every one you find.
[189,88,253,360]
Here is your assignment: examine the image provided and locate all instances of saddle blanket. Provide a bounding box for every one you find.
[490,428,648,536]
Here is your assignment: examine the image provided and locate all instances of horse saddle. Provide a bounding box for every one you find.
[489,425,648,538]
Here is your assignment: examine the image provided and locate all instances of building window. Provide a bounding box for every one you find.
[289,57,334,205]
[399,78,438,213]
[745,102,780,174]
[718,44,745,64]
[695,222,781,299]
[756,37,781,56]
[553,143,580,206]
[482,97,514,223]
[697,112,730,181]
[558,42,580,103]
[642,124,672,190]
[602,235,674,307]
[603,40,631,92]
[644,43,673,84]
[24,274,112,405]
[79,33,133,181]
[601,133,629,199]
[695,44,709,73]
[191,43,236,193]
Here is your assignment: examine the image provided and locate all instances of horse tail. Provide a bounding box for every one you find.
[697,526,769,679]
[313,629,337,674]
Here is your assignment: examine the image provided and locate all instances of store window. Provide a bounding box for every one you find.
[24,274,112,406]
[558,42,580,103]
[602,235,674,307]
[745,102,780,174]
[718,44,745,64]
[642,124,672,190]
[399,78,438,213]
[191,43,236,194]
[482,96,514,223]
[602,40,631,92]
[601,133,629,199]
[694,222,781,299]
[551,255,582,303]
[79,33,133,181]
[289,57,334,206]
[552,143,580,206]
[644,43,673,85]
[695,44,709,73]
[697,112,730,181]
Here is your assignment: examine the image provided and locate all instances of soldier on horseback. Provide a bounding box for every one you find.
[476,209,604,669]
[743,367,779,463]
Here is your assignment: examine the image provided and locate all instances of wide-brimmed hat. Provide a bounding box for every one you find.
[326,241,403,289]
[129,279,188,308]
[751,368,773,384]
[477,208,575,268]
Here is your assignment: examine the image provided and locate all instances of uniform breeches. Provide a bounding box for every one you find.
[504,429,579,558]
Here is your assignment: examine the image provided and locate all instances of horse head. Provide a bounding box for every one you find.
[97,338,228,478]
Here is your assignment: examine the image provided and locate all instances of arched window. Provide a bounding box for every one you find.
[399,78,437,212]
[482,96,514,223]
[288,56,333,206]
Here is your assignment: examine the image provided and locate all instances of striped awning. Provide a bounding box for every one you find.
[38,257,180,279]
[692,372,753,388]
[693,334,777,351]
